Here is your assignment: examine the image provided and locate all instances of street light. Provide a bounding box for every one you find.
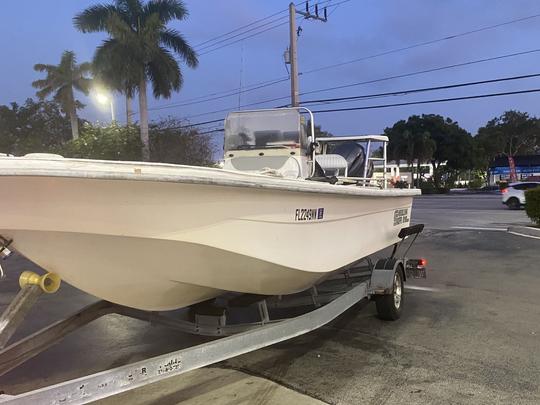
[94,91,115,122]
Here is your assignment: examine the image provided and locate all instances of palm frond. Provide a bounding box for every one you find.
[74,4,117,32]
[33,63,55,72]
[117,0,143,19]
[143,0,188,24]
[35,86,54,100]
[105,12,138,41]
[141,12,164,42]
[159,28,198,68]
[147,47,181,98]
[73,77,93,95]
[31,79,51,89]
[78,61,94,73]
[60,51,77,71]
[94,39,142,93]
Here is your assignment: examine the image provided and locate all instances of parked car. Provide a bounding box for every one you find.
[501,182,540,209]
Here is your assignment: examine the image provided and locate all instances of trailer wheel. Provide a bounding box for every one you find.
[375,267,403,321]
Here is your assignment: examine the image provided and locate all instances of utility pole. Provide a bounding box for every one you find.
[289,3,300,107]
[288,1,328,107]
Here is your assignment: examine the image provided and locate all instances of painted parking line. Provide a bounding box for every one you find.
[405,285,440,292]
[508,231,540,240]
[450,226,507,231]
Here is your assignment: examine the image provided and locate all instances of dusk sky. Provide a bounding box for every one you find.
[2,0,540,139]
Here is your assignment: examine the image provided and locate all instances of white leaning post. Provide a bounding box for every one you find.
[0,281,369,405]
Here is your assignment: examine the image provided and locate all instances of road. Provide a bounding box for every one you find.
[412,193,529,230]
[0,193,539,404]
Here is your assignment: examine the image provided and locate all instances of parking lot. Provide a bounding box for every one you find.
[0,193,539,404]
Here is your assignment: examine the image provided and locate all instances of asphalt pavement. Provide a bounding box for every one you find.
[412,193,530,230]
[0,193,538,404]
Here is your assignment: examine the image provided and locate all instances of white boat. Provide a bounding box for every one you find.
[0,108,419,311]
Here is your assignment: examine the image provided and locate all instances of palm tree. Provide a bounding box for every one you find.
[74,0,199,161]
[32,51,92,140]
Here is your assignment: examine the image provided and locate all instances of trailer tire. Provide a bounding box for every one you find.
[375,267,403,321]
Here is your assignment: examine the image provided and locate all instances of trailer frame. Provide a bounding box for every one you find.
[0,225,425,405]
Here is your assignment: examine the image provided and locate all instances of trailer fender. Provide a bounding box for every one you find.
[369,258,405,296]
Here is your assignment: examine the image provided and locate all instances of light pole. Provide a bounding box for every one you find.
[95,92,115,123]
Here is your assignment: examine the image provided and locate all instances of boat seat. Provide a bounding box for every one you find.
[315,154,348,177]
[326,141,371,178]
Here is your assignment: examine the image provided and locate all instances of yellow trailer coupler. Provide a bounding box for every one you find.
[19,271,61,294]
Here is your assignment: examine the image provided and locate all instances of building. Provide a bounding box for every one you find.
[489,155,540,185]
[373,160,440,185]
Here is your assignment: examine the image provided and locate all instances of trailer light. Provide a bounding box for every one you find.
[405,258,427,279]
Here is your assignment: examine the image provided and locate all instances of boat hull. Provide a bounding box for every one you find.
[0,161,417,311]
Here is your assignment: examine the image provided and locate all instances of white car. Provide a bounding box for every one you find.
[501,182,540,209]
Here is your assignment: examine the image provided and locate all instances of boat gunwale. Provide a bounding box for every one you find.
[0,157,420,198]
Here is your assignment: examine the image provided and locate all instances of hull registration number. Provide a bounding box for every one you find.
[295,208,325,221]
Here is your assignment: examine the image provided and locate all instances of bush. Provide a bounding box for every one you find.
[525,187,540,225]
[59,119,216,166]
[149,119,215,166]
[60,124,142,161]
[420,180,449,194]
[393,180,409,189]
[468,177,484,189]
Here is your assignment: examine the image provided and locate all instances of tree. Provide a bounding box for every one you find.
[150,118,215,165]
[61,123,142,161]
[60,118,215,165]
[74,0,199,161]
[313,124,333,138]
[385,114,475,189]
[476,110,540,161]
[32,51,92,140]
[385,116,436,187]
[0,99,72,155]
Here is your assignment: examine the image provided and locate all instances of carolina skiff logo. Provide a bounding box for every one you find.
[393,208,409,226]
[295,208,324,221]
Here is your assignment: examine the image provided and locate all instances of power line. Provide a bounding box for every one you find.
[192,0,329,50]
[193,7,289,49]
[146,76,290,110]
[301,12,540,76]
[195,15,289,53]
[298,49,540,99]
[149,11,540,117]
[194,0,340,56]
[310,87,540,114]
[198,18,298,56]
[169,86,540,132]
[197,127,225,135]
[180,48,540,119]
[148,0,342,111]
[296,73,540,106]
[147,77,289,112]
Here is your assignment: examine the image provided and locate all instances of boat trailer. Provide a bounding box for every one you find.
[0,225,426,404]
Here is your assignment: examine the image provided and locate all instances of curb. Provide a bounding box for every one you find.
[507,225,540,240]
